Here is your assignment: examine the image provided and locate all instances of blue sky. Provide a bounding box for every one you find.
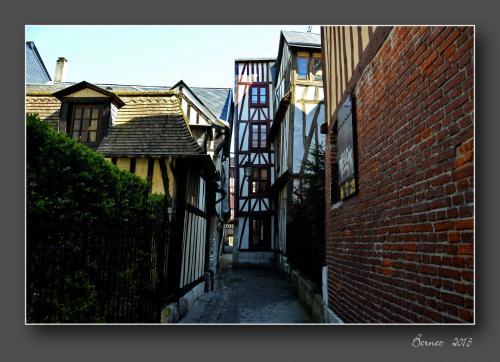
[26,25,321,88]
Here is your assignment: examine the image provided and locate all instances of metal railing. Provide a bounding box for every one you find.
[27,203,175,323]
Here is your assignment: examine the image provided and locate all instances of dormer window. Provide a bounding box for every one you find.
[69,105,102,143]
[53,81,125,148]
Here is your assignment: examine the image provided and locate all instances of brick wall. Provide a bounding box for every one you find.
[325,27,474,323]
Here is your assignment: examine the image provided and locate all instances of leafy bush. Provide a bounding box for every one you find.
[27,113,150,230]
[27,114,171,322]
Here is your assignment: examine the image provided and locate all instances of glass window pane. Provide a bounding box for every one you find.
[314,58,322,80]
[90,119,98,131]
[81,118,90,130]
[74,107,83,120]
[89,131,96,142]
[297,57,308,79]
[260,95,266,104]
[72,131,79,140]
[91,107,99,120]
[73,119,81,131]
[252,95,258,104]
[251,87,258,96]
[261,87,266,96]
[83,108,91,120]
[262,169,268,179]
[80,118,89,141]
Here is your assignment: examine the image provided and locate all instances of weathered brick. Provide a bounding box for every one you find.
[458,244,473,255]
[455,219,473,230]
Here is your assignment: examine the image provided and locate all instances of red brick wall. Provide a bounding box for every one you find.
[325,26,474,323]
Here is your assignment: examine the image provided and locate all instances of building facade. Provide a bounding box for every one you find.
[26,52,233,305]
[233,59,276,266]
[321,26,474,323]
[269,31,325,269]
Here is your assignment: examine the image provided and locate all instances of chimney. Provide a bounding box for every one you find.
[54,57,68,82]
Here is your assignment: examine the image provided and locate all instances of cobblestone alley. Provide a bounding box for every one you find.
[180,264,311,324]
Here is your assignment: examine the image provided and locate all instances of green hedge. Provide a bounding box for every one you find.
[27,113,152,229]
[27,114,171,323]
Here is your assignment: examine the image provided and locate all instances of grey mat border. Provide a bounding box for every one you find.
[1,0,495,361]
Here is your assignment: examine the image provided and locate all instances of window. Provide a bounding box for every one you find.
[313,57,323,81]
[297,54,323,81]
[250,167,268,195]
[297,57,309,79]
[250,217,270,249]
[251,123,267,149]
[250,85,267,107]
[69,105,101,143]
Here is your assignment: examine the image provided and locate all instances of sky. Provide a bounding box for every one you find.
[26,25,321,88]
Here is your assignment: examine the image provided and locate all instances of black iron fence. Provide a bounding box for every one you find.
[27,202,175,323]
[287,220,324,289]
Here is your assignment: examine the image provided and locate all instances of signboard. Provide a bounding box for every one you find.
[337,94,357,200]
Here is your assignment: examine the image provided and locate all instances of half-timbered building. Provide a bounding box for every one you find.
[26,52,233,308]
[233,58,275,266]
[268,31,325,266]
[170,81,233,277]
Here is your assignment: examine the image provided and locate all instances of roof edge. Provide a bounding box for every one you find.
[235,58,276,63]
[52,81,126,108]
[26,41,52,82]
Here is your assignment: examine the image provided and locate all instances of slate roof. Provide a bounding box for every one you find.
[26,82,232,122]
[190,87,232,122]
[282,30,321,48]
[26,81,230,158]
[97,94,204,158]
[25,42,51,83]
[26,82,170,93]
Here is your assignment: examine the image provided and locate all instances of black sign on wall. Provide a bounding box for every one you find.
[337,94,357,200]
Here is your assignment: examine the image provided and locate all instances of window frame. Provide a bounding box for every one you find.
[249,217,271,250]
[68,104,104,146]
[61,98,111,147]
[296,52,323,81]
[249,166,269,196]
[249,85,268,108]
[250,122,268,150]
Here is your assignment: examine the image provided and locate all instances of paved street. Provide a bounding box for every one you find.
[180,263,311,324]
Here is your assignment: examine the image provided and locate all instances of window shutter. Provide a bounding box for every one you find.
[59,102,69,134]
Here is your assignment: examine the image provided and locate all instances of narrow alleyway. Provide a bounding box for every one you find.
[180,258,311,323]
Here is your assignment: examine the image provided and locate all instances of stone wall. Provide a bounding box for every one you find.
[161,281,206,323]
[233,250,274,267]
